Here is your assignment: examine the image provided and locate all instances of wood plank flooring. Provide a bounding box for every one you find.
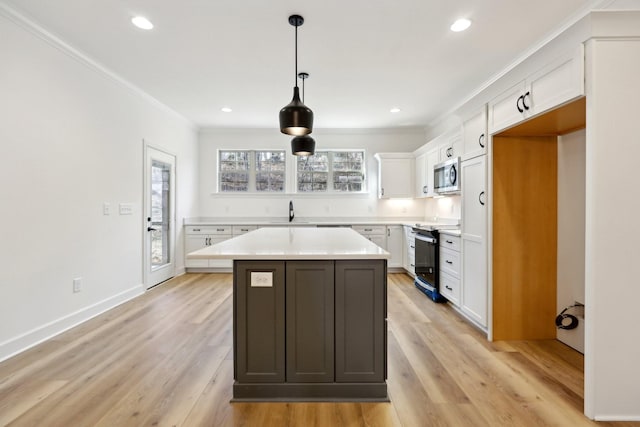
[0,273,636,426]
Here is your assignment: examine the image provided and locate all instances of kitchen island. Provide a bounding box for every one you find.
[188,227,390,401]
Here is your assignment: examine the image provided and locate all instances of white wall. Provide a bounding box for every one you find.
[198,128,426,219]
[584,35,640,420]
[0,12,198,361]
[557,129,586,352]
[424,196,461,221]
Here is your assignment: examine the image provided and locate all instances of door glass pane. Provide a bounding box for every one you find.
[151,159,171,268]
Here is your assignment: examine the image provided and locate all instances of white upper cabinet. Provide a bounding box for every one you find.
[439,131,463,161]
[374,153,414,199]
[488,45,584,134]
[462,106,488,160]
[414,148,439,198]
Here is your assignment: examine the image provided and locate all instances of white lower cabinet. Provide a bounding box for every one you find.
[352,225,387,251]
[184,225,234,270]
[403,226,416,277]
[386,225,404,269]
[439,233,461,306]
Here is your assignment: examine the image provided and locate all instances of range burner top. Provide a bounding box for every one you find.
[413,223,459,232]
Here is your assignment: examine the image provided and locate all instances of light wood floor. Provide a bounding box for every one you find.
[0,273,636,426]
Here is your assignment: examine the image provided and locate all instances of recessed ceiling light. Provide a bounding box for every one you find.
[131,16,154,30]
[221,107,232,113]
[390,107,401,113]
[450,18,471,32]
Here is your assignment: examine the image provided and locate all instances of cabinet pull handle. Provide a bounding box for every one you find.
[381,188,384,196]
[479,191,486,206]
[446,240,453,244]
[516,95,525,113]
[410,264,415,267]
[522,91,531,110]
[446,147,452,157]
[193,228,200,231]
[410,245,415,249]
[446,260,453,264]
[445,285,453,291]
[423,185,428,194]
[479,133,485,148]
[216,228,225,232]
[147,226,157,232]
[387,228,390,237]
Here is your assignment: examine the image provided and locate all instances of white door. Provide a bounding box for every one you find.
[144,145,176,288]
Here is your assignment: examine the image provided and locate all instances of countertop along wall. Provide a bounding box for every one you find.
[198,128,428,220]
[0,8,199,361]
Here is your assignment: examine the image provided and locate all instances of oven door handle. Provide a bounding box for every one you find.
[415,235,437,244]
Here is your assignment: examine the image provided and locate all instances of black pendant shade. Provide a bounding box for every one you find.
[279,87,314,136]
[291,134,316,156]
[280,15,313,136]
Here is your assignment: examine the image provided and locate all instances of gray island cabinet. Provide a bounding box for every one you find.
[188,227,389,401]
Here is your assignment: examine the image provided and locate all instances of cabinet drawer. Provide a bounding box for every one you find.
[352,225,386,235]
[440,272,460,306]
[440,247,460,277]
[233,225,257,235]
[439,234,461,251]
[186,225,232,235]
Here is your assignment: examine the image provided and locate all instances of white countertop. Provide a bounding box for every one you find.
[187,227,390,260]
[184,216,460,230]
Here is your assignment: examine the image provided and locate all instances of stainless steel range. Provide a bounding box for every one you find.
[412,223,457,302]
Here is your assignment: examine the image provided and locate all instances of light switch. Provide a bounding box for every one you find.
[103,203,111,215]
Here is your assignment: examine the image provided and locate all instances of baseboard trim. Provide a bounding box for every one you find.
[0,284,144,363]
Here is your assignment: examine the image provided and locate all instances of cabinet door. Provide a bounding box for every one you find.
[368,234,387,250]
[439,132,462,160]
[462,106,488,160]
[378,158,413,198]
[461,238,487,327]
[335,260,386,383]
[208,236,233,268]
[461,155,487,328]
[286,261,334,383]
[415,153,427,198]
[235,261,286,383]
[386,226,403,268]
[425,148,440,197]
[185,235,209,268]
[440,271,460,306]
[461,155,486,239]
[527,45,584,118]
[488,81,527,134]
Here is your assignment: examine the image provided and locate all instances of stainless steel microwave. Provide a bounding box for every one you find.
[434,157,461,194]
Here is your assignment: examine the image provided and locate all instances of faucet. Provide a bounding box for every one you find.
[289,200,295,222]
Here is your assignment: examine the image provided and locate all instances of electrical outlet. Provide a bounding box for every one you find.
[119,203,133,215]
[103,203,111,215]
[73,277,82,293]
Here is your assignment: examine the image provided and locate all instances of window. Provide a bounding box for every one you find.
[297,150,365,193]
[219,150,285,192]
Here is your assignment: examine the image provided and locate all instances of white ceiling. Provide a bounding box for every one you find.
[2,0,615,130]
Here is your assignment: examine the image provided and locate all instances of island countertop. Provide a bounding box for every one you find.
[187,226,390,260]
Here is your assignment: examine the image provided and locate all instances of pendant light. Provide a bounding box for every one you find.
[279,15,314,136]
[291,72,316,156]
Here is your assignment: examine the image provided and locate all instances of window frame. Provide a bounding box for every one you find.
[296,149,367,194]
[218,149,287,193]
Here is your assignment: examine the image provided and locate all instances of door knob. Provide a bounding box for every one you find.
[147,226,157,232]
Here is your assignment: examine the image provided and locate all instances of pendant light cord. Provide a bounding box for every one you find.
[294,24,298,88]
